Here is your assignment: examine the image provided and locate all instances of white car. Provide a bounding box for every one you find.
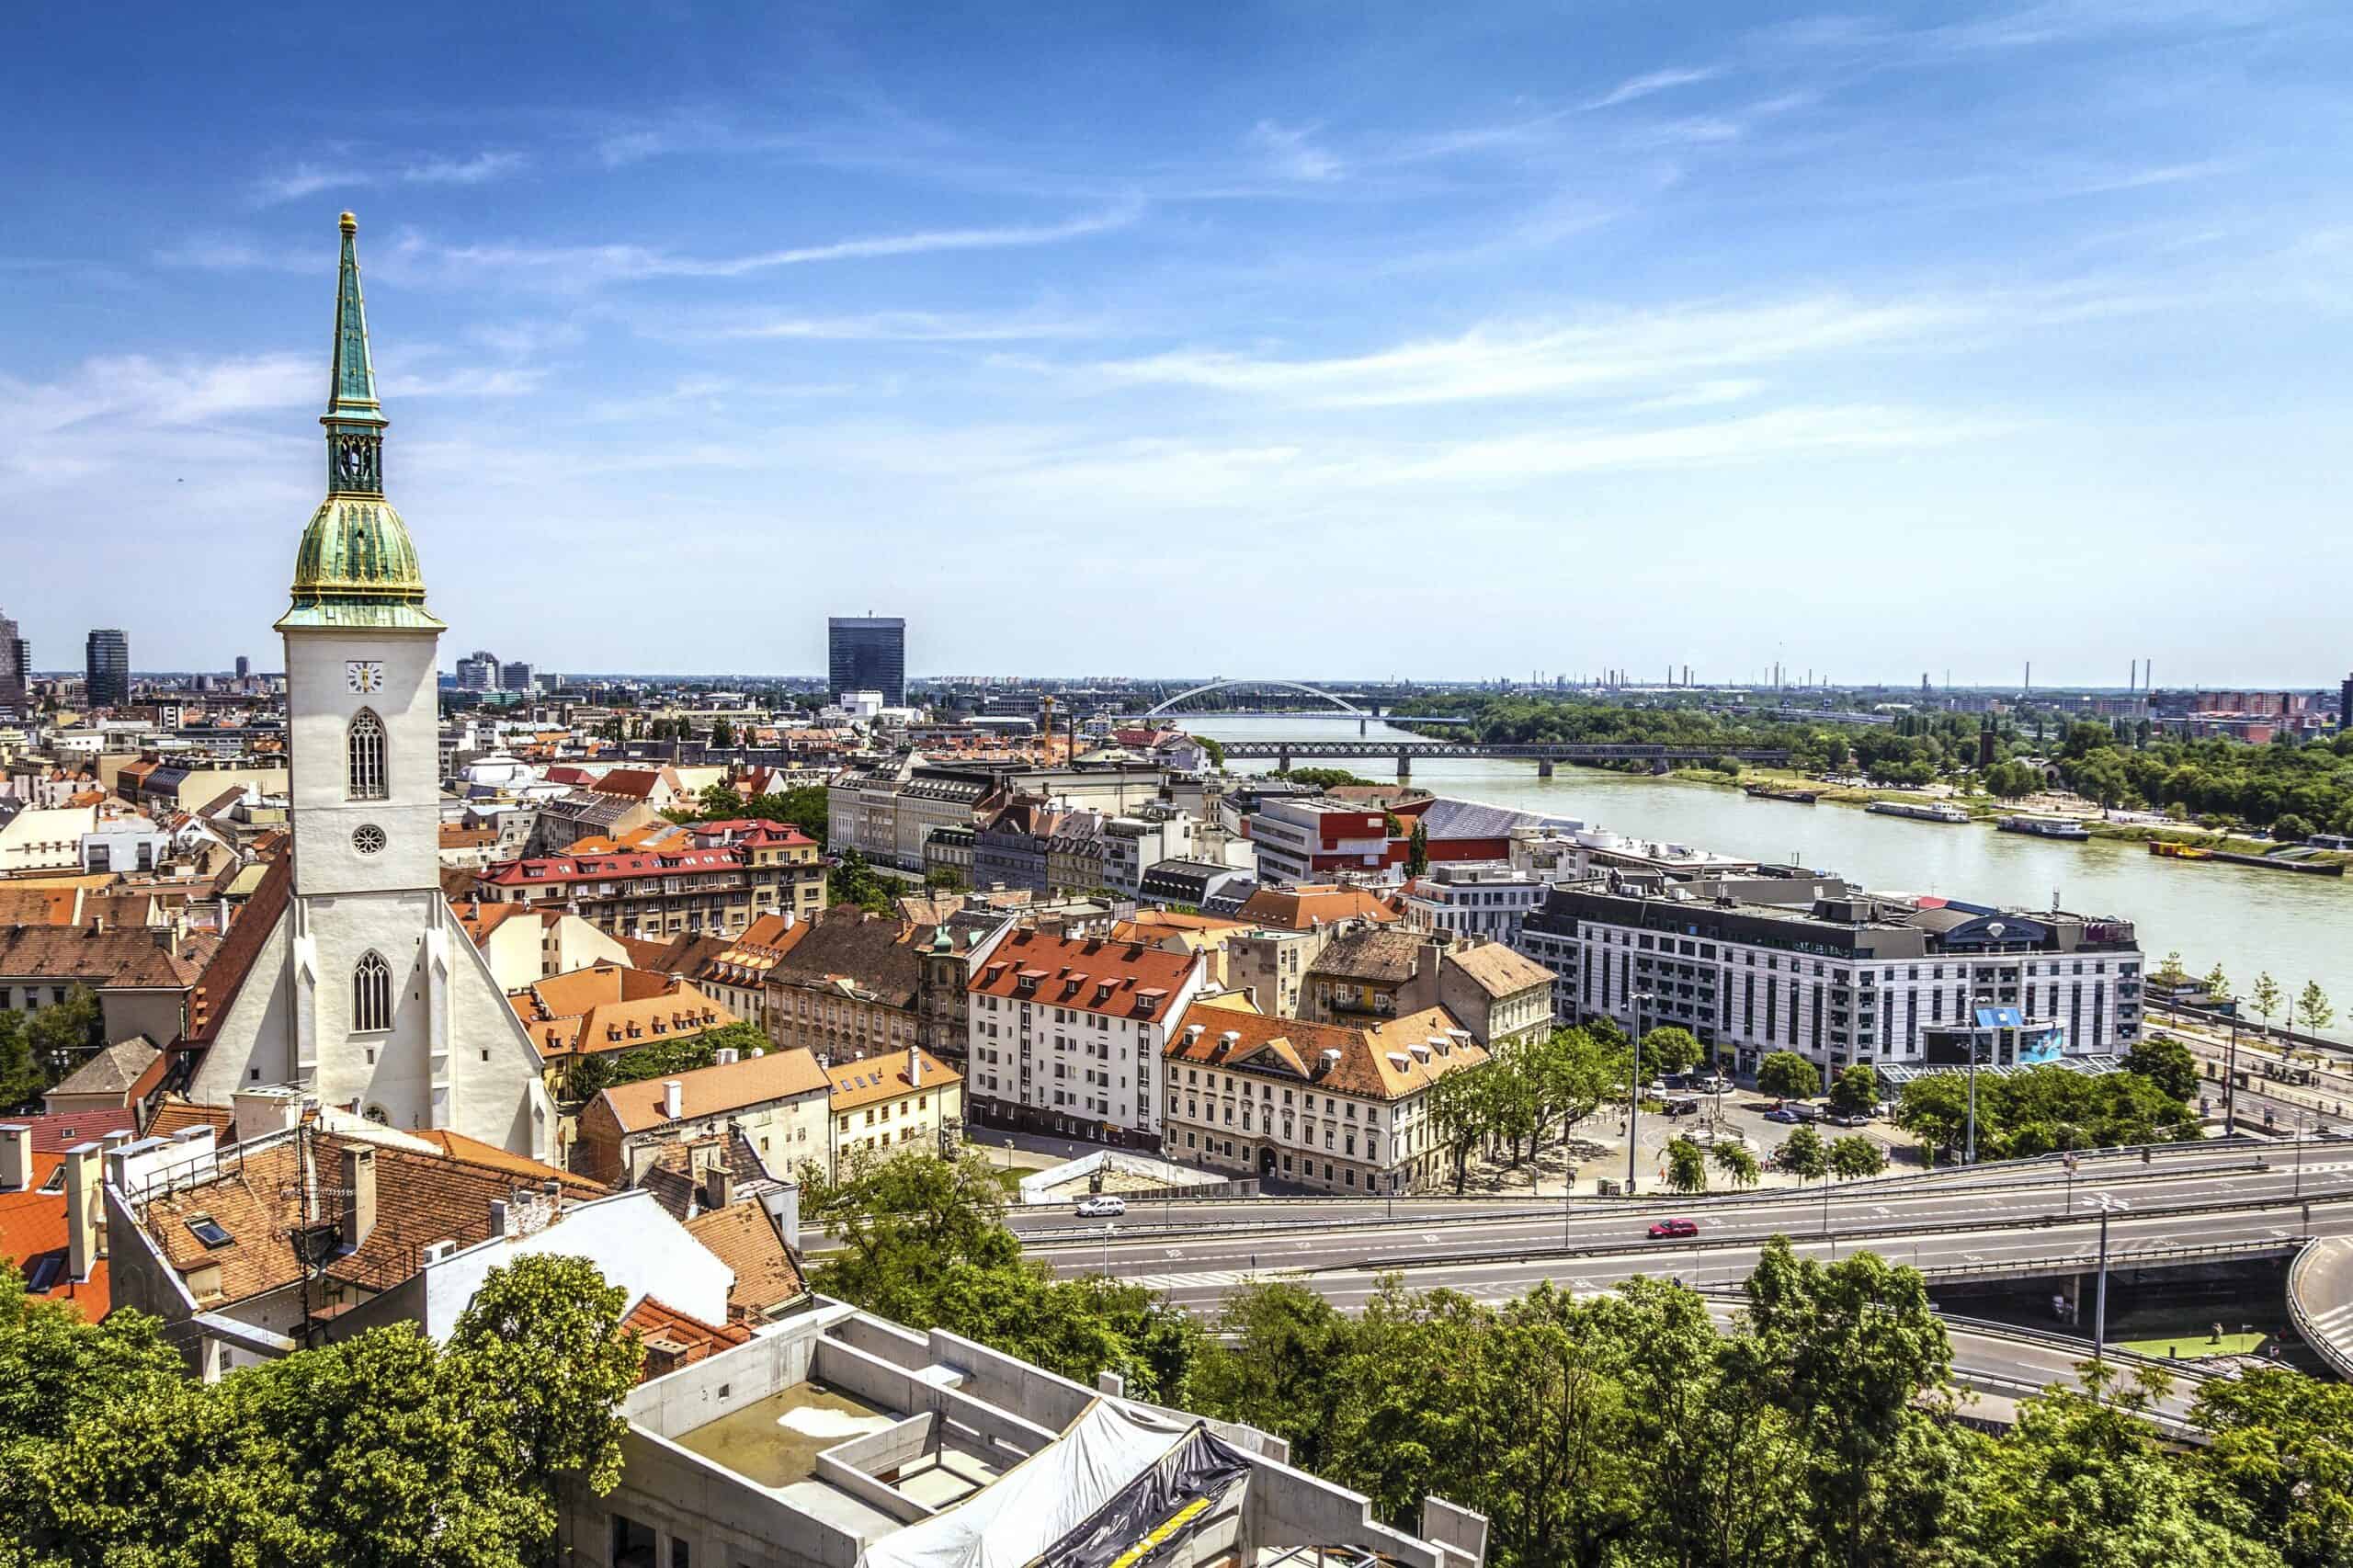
[1074,1195,1127,1218]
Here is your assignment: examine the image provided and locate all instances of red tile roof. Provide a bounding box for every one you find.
[2,1108,136,1152]
[0,1152,107,1322]
[184,851,291,1046]
[966,926,1200,1021]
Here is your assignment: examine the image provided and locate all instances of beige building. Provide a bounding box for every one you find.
[1161,996,1487,1194]
[576,1046,834,1186]
[1302,925,1554,1051]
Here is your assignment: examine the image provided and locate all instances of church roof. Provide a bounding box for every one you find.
[277,213,441,633]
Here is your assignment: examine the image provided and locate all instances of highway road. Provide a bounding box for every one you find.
[1019,1148,2353,1281]
[1003,1141,2309,1239]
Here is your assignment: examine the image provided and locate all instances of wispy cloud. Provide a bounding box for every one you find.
[252,149,528,205]
[1087,295,2008,410]
[1248,120,1343,181]
[403,150,529,186]
[1586,66,1723,110]
[395,201,1143,290]
[661,308,1108,344]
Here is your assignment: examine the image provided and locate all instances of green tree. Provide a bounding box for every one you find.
[1950,1363,2279,1567]
[2124,1034,2200,1103]
[831,848,899,915]
[1664,1135,1709,1193]
[1638,1025,1703,1079]
[2296,982,2334,1038]
[2251,971,2285,1033]
[1732,1239,1966,1563]
[1197,735,1225,769]
[1405,821,1430,876]
[2192,1367,2353,1568]
[1188,1282,1356,1473]
[449,1251,644,1523]
[710,718,736,748]
[0,1009,42,1109]
[1758,1050,1821,1102]
[1779,1123,1828,1184]
[1830,1062,1881,1117]
[1828,1133,1885,1181]
[2273,812,2315,843]
[2205,962,2232,1002]
[1711,1140,1762,1189]
[23,984,102,1085]
[1277,767,1370,790]
[2151,950,2190,989]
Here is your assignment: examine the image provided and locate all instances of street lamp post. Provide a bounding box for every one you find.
[1101,1221,1114,1278]
[2296,1108,2308,1199]
[2224,1004,2241,1137]
[1628,993,1655,1196]
[2093,1205,2111,1363]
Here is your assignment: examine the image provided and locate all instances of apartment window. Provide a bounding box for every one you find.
[347,709,388,801]
[353,951,392,1032]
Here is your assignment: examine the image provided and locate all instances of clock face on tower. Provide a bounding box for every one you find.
[346,660,385,695]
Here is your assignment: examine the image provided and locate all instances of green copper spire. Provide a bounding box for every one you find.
[278,212,443,633]
[328,210,382,427]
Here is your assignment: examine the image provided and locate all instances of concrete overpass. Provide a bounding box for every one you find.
[2289,1234,2353,1378]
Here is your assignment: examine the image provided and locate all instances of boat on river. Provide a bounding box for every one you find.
[1743,783,1818,804]
[1998,815,2092,841]
[2148,841,2215,860]
[1865,800,1971,824]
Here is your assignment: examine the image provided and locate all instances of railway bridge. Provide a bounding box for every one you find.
[1213,739,1790,779]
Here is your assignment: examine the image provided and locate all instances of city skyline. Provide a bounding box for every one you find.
[6,3,2352,677]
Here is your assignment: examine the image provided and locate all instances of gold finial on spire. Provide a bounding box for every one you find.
[339,210,358,233]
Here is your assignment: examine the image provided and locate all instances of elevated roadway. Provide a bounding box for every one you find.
[2289,1234,2353,1378]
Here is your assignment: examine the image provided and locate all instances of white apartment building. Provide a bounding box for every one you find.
[1398,861,1545,944]
[963,926,1206,1150]
[1245,798,1392,887]
[1161,1000,1488,1194]
[1517,874,2144,1082]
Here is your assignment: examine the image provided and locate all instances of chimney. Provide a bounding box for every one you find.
[338,1143,377,1252]
[662,1079,684,1119]
[0,1125,30,1192]
[708,1165,733,1210]
[715,1046,738,1066]
[488,1199,509,1236]
[908,1044,921,1087]
[65,1142,101,1281]
[760,1180,801,1252]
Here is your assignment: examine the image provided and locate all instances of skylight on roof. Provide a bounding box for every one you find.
[186,1214,233,1249]
[39,1166,64,1194]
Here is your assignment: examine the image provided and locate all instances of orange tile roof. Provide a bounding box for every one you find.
[410,1130,606,1195]
[682,1201,807,1321]
[597,1047,832,1133]
[824,1049,961,1114]
[145,1096,235,1142]
[185,852,291,1047]
[1165,1002,1484,1102]
[507,966,735,1061]
[0,1152,108,1322]
[1234,884,1404,931]
[624,1294,751,1377]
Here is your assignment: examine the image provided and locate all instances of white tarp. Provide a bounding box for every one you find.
[857,1399,1190,1568]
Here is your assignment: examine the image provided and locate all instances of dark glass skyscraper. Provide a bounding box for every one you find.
[85,629,130,707]
[0,608,25,711]
[828,616,905,706]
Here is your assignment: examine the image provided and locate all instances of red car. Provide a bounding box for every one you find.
[1647,1218,1699,1240]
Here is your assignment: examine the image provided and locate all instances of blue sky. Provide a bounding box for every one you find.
[4,2,2349,683]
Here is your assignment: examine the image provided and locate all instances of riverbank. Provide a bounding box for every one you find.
[1662,764,2352,869]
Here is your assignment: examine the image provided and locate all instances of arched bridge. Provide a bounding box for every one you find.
[1145,678,1366,718]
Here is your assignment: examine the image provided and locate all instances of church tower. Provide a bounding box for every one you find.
[278,211,444,900]
[187,214,551,1157]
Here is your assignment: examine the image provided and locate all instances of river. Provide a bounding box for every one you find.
[1183,713,2352,1040]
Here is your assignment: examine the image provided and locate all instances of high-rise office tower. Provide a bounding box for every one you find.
[455,649,500,691]
[0,608,25,710]
[828,616,905,706]
[85,629,130,707]
[499,661,536,695]
[235,654,250,680]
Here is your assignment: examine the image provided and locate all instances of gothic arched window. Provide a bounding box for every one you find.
[347,710,387,801]
[354,950,392,1033]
